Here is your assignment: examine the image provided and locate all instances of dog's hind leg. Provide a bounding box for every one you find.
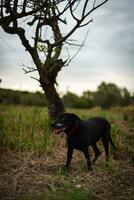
[91,143,101,163]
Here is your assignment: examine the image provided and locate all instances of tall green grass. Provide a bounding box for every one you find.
[0,105,134,154]
[0,105,54,153]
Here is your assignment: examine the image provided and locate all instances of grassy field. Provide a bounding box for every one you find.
[0,105,134,200]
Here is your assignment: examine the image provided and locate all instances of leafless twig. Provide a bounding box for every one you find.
[22,64,37,74]
[66,29,89,65]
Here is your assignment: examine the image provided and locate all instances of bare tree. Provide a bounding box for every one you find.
[0,0,108,119]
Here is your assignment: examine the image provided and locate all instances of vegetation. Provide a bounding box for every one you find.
[0,104,134,199]
[20,186,98,200]
[0,88,47,107]
[0,0,109,118]
[0,1,133,199]
[1,82,133,109]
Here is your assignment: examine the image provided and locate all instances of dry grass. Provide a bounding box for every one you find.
[0,137,134,200]
[0,105,134,200]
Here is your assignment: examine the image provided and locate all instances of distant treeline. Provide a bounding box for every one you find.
[0,82,134,109]
[0,89,47,107]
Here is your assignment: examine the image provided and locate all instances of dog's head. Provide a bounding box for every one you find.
[51,113,80,134]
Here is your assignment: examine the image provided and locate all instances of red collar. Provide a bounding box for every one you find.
[70,120,79,135]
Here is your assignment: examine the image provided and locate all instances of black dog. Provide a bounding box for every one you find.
[51,113,115,170]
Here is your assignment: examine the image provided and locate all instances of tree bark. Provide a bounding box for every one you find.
[45,84,65,119]
[39,59,65,119]
[40,81,65,119]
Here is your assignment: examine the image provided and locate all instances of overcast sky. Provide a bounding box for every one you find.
[0,0,134,95]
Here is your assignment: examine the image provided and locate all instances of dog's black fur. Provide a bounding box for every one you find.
[51,113,115,170]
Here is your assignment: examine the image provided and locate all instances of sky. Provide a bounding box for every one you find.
[0,0,134,96]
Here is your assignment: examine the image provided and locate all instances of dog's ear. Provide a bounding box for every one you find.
[69,113,80,120]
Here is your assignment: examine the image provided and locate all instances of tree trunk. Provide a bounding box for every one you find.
[45,85,65,119]
[41,81,65,119]
[39,59,66,119]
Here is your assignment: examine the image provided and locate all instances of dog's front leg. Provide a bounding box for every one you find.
[65,147,74,170]
[82,148,92,170]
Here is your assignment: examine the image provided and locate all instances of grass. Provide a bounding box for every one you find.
[0,104,133,159]
[19,185,100,200]
[0,104,134,161]
[0,105,54,154]
[1,104,133,154]
[0,104,134,200]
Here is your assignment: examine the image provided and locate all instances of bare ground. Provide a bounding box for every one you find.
[0,122,134,200]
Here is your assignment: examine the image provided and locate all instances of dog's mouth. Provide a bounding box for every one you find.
[54,126,67,134]
[52,123,67,134]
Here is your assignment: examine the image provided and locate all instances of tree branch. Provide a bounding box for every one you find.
[93,0,97,8]
[66,29,89,65]
[34,19,41,49]
[22,0,27,13]
[84,0,109,19]
[3,26,42,73]
[0,0,4,17]
[52,0,108,47]
[30,76,39,82]
[0,1,48,26]
[22,65,37,74]
[79,18,93,28]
